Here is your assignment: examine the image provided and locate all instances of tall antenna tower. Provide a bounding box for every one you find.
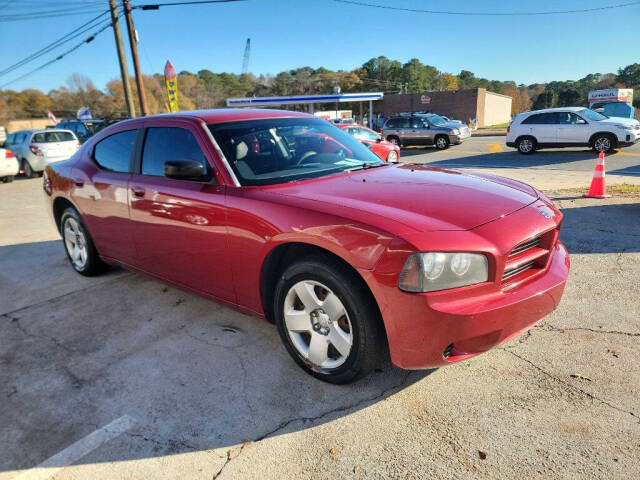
[241,38,251,75]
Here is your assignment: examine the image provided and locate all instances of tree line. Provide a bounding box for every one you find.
[1,57,639,123]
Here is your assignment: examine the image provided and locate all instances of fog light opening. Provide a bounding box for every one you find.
[443,343,455,359]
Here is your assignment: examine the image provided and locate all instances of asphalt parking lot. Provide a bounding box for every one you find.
[1,153,639,479]
[402,136,640,190]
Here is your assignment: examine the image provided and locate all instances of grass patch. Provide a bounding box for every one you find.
[606,184,640,193]
[482,122,510,129]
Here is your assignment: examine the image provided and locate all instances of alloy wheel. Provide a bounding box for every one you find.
[436,137,448,149]
[283,280,353,370]
[519,138,533,153]
[594,137,611,152]
[63,217,88,270]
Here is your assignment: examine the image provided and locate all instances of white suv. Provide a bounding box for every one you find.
[506,107,640,154]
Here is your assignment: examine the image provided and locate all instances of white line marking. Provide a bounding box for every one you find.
[13,415,137,480]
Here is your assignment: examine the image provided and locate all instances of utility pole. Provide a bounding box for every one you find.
[108,0,135,117]
[123,0,148,116]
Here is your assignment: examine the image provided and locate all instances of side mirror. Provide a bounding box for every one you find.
[163,159,206,180]
[376,137,382,143]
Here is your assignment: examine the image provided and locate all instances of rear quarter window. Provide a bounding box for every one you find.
[32,131,75,143]
[93,129,137,173]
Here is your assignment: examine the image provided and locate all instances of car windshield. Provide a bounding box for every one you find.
[209,117,385,186]
[425,114,447,126]
[579,109,608,121]
[32,131,75,143]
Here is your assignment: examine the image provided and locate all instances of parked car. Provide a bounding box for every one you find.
[381,114,471,149]
[338,124,400,162]
[506,107,640,154]
[6,129,80,177]
[56,119,105,143]
[0,144,19,183]
[44,109,569,384]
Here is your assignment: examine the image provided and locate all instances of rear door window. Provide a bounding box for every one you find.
[141,127,209,178]
[522,113,558,125]
[93,129,137,173]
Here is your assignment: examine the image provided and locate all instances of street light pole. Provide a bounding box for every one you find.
[108,0,136,117]
[123,0,149,116]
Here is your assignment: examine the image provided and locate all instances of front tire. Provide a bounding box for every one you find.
[434,135,449,150]
[274,256,386,384]
[386,136,400,148]
[3,176,14,183]
[386,150,398,162]
[517,136,536,154]
[592,134,615,153]
[61,207,108,276]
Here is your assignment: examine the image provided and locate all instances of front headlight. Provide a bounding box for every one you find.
[451,128,460,135]
[398,252,489,292]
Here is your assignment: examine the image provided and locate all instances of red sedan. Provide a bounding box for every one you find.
[44,109,569,384]
[338,124,400,162]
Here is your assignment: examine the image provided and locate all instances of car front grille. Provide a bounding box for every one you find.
[502,229,557,283]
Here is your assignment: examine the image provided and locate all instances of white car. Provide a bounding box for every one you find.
[506,107,640,154]
[5,129,80,177]
[0,146,19,183]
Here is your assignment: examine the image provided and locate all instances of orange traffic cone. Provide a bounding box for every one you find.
[583,151,611,198]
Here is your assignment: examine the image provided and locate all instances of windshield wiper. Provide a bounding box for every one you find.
[346,162,386,172]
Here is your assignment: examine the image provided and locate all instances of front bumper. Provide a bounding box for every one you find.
[451,131,471,144]
[376,243,568,369]
[619,131,640,147]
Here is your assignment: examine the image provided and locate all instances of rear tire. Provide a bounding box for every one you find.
[60,207,108,276]
[274,255,386,384]
[517,136,536,154]
[3,176,14,183]
[23,160,37,178]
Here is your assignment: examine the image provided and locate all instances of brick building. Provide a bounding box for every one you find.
[375,88,512,127]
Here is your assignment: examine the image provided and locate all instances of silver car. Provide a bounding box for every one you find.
[381,114,471,149]
[6,129,80,177]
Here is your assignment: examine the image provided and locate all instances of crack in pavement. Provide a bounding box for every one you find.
[537,324,640,338]
[501,348,639,422]
[3,313,75,353]
[211,370,414,479]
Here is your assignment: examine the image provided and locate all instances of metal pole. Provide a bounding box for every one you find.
[369,100,373,128]
[123,0,148,116]
[109,0,135,118]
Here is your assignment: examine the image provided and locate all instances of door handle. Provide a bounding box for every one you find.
[73,180,84,187]
[131,186,145,197]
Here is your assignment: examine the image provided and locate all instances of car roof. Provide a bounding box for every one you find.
[522,107,586,115]
[31,128,75,134]
[111,108,314,130]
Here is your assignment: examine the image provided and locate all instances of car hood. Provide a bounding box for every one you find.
[601,117,640,128]
[268,164,539,233]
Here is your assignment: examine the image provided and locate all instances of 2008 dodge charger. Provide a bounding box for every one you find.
[44,109,569,384]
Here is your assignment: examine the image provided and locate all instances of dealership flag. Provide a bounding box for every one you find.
[47,110,58,124]
[77,107,92,120]
[164,60,179,112]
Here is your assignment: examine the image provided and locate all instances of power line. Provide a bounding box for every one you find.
[0,5,107,22]
[331,0,640,16]
[0,20,113,89]
[0,10,110,78]
[132,0,248,10]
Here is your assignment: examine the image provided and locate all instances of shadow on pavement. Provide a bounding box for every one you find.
[558,202,640,254]
[0,240,433,474]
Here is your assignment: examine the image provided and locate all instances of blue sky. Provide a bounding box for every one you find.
[1,0,639,93]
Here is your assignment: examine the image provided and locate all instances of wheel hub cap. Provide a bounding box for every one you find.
[310,309,331,335]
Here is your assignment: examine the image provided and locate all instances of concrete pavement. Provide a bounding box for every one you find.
[0,175,638,479]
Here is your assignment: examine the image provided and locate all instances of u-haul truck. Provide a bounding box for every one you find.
[588,88,633,109]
